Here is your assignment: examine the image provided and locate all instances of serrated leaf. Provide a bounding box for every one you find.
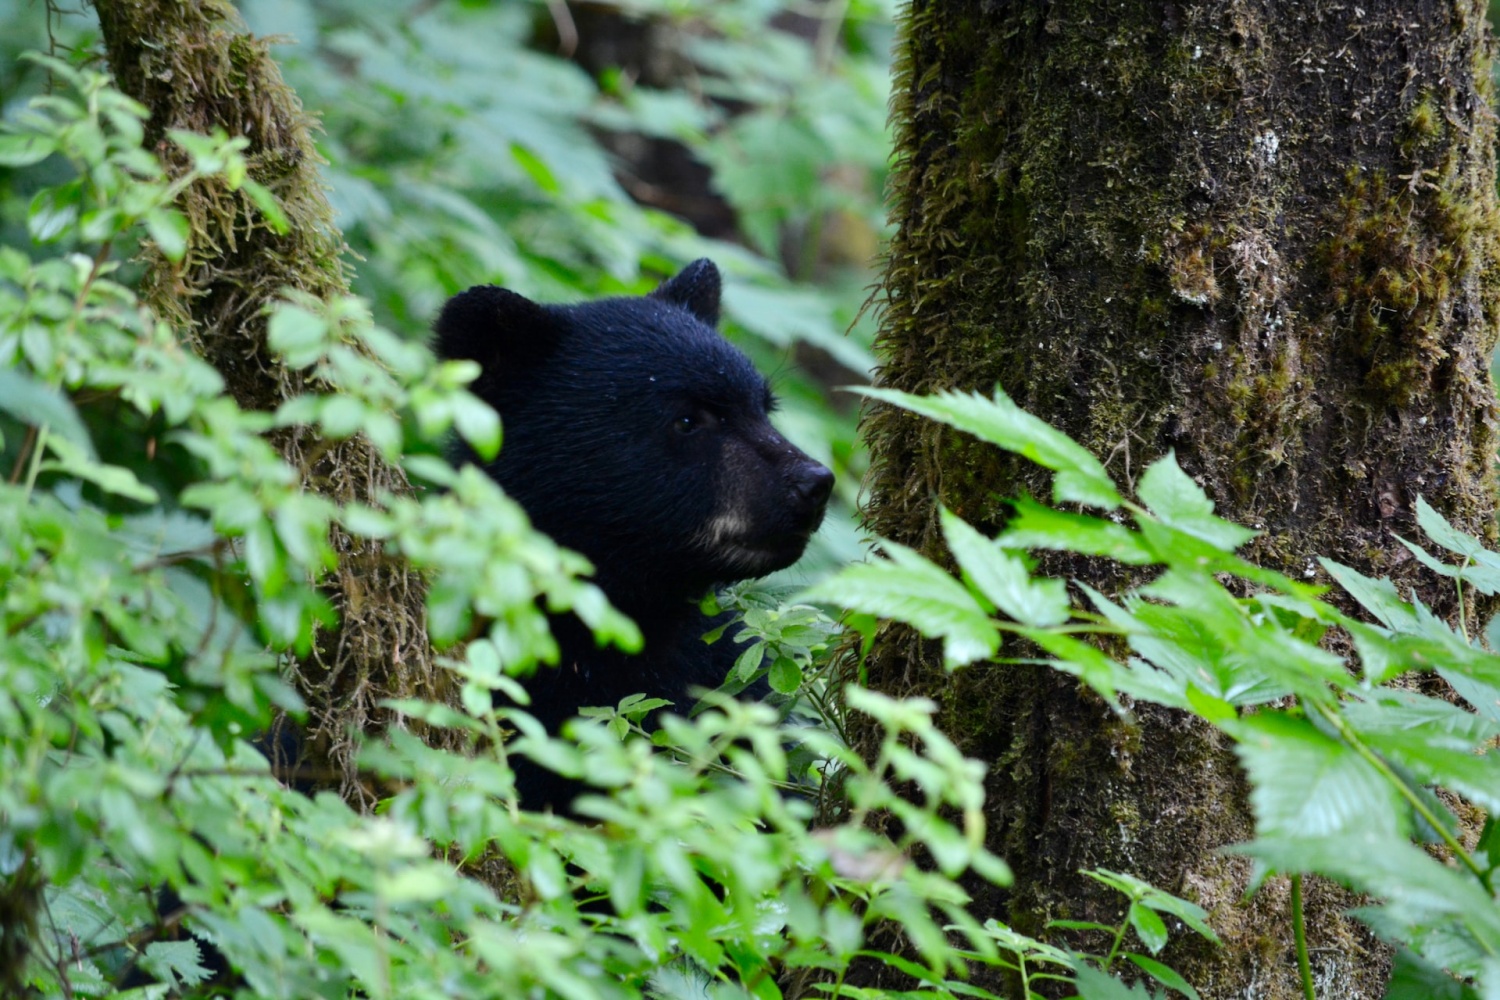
[1017,629,1133,710]
[1415,496,1492,562]
[1232,712,1404,838]
[858,386,1122,509]
[1397,522,1500,596]
[1137,453,1255,550]
[1322,558,1420,632]
[1236,834,1500,958]
[1131,570,1345,704]
[1085,869,1220,945]
[141,938,213,987]
[1346,692,1500,812]
[998,497,1156,564]
[1073,963,1158,999]
[941,508,1070,626]
[802,541,999,670]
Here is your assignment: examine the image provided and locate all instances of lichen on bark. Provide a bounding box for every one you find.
[861,1,1500,996]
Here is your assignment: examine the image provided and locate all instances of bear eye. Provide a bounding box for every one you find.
[674,408,720,435]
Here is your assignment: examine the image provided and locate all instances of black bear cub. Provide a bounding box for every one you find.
[434,259,834,809]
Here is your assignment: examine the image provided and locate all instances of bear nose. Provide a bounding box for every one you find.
[792,460,835,509]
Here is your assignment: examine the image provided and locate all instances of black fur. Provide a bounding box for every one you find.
[434,259,832,809]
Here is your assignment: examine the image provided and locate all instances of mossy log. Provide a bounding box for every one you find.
[863,1,1500,996]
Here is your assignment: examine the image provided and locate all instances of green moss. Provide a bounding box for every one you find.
[1399,93,1443,157]
[1317,144,1500,415]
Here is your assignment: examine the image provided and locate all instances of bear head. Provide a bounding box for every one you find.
[434,259,834,618]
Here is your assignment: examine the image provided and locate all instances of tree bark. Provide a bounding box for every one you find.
[863,1,1500,995]
[94,0,456,803]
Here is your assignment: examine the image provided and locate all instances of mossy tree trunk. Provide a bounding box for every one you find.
[94,0,457,804]
[863,1,1500,995]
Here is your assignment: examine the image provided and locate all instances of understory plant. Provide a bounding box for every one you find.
[0,58,1026,1000]
[807,386,1500,999]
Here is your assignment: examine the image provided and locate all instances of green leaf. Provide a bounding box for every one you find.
[1084,870,1220,945]
[0,131,57,166]
[240,178,289,233]
[1232,712,1405,838]
[801,540,999,670]
[724,281,876,374]
[41,435,158,502]
[1344,690,1500,812]
[1017,628,1132,710]
[1126,902,1169,954]
[452,393,502,461]
[1322,558,1419,632]
[1397,504,1500,595]
[318,395,367,438]
[941,508,1070,627]
[266,303,329,367]
[1122,953,1201,1000]
[1477,816,1500,872]
[1237,834,1500,960]
[29,181,81,242]
[857,386,1122,509]
[1136,453,1256,551]
[1047,919,1117,934]
[733,641,765,682]
[243,517,287,595]
[140,939,213,987]
[1415,496,1493,563]
[1132,569,1347,704]
[0,368,95,459]
[1073,963,1158,999]
[998,497,1156,564]
[1383,949,1479,1000]
[768,656,803,693]
[117,508,218,558]
[144,207,190,260]
[1437,659,1500,726]
[511,141,562,194]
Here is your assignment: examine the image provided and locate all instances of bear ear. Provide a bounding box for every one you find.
[433,285,558,367]
[650,258,721,325]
